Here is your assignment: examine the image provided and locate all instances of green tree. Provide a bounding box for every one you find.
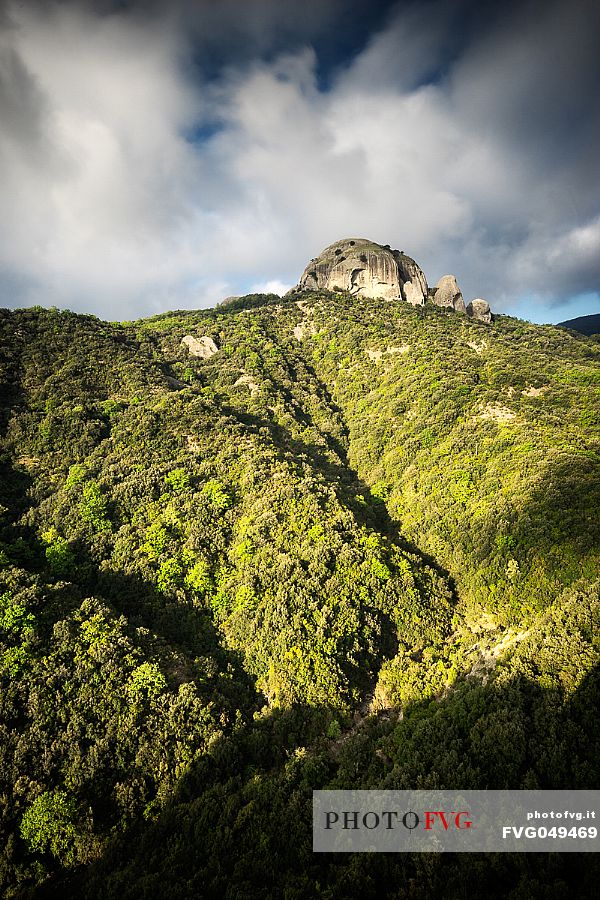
[20,791,79,865]
[79,482,110,531]
[41,527,75,576]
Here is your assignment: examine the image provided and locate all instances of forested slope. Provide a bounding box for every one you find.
[0,294,598,897]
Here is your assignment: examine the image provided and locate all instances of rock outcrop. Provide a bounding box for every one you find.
[181,335,219,358]
[467,299,492,324]
[293,238,493,321]
[295,238,428,305]
[433,275,466,313]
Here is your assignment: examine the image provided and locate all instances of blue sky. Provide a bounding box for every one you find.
[1,0,599,324]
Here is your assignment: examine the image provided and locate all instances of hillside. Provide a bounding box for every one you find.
[1,291,599,898]
[558,313,600,337]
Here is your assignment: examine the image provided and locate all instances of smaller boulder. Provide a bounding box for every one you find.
[434,275,466,312]
[181,335,219,358]
[467,299,492,324]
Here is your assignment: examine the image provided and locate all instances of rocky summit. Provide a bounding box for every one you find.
[294,237,492,323]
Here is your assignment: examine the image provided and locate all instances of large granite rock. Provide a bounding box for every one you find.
[293,238,493,321]
[433,275,466,313]
[295,238,428,304]
[467,299,492,324]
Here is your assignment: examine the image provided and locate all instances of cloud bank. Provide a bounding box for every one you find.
[1,0,599,321]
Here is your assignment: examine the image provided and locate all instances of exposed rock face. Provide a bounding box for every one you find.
[295,238,427,304]
[433,275,466,313]
[403,280,426,306]
[467,299,492,324]
[181,335,219,358]
[394,253,428,305]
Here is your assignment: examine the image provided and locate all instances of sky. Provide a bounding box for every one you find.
[1,0,599,324]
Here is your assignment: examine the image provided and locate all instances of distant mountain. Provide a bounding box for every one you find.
[1,246,599,897]
[557,312,600,336]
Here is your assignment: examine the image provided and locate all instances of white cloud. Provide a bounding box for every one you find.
[250,279,293,296]
[0,0,598,321]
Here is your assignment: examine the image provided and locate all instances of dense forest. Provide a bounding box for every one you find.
[0,291,599,898]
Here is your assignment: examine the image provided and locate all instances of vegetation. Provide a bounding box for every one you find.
[0,294,598,897]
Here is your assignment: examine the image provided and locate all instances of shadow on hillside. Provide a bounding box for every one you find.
[39,661,600,900]
[60,540,395,715]
[61,548,261,714]
[0,456,33,520]
[216,402,461,606]
[500,453,600,570]
[0,456,41,572]
[0,333,26,440]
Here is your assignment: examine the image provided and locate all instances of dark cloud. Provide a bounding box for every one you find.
[0,43,48,157]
